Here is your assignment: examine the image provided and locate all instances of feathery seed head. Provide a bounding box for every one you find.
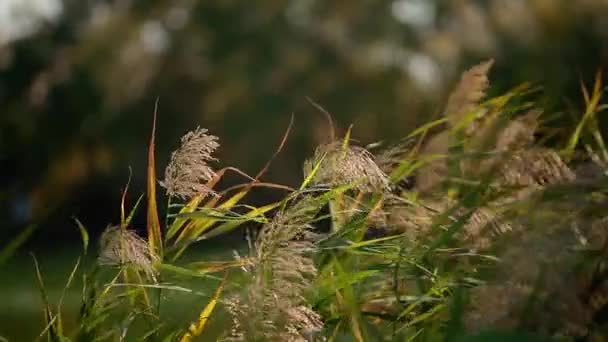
[161,127,219,200]
[304,141,389,192]
[98,225,160,280]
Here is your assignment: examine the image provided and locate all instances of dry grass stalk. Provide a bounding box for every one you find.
[224,196,324,341]
[161,127,219,200]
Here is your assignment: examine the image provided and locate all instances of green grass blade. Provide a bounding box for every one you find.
[158,263,223,281]
[0,224,37,265]
[174,189,250,245]
[198,201,282,240]
[407,118,448,139]
[166,194,206,240]
[72,218,89,254]
[57,258,80,322]
[32,254,63,342]
[301,153,328,190]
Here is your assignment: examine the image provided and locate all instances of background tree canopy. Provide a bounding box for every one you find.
[1,0,607,243]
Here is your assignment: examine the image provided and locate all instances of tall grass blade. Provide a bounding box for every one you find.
[190,258,253,273]
[565,71,605,159]
[125,194,144,228]
[57,258,80,324]
[0,224,37,265]
[199,201,282,240]
[301,152,327,190]
[147,99,163,259]
[120,167,133,226]
[32,254,63,342]
[158,263,223,281]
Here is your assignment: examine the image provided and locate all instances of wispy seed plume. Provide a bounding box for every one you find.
[304,141,389,192]
[161,127,219,200]
[98,225,160,280]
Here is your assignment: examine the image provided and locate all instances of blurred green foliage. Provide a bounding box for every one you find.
[1,0,607,236]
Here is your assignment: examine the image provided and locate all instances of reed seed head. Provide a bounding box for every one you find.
[161,127,219,200]
[304,141,389,193]
[98,225,160,280]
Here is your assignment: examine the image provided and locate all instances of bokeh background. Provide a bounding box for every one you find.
[1,0,608,339]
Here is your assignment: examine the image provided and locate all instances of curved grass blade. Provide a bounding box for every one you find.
[72,218,89,254]
[57,258,80,325]
[0,224,37,265]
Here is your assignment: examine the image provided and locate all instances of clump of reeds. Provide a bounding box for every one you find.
[352,59,608,340]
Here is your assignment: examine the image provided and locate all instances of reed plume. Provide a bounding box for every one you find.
[161,127,219,200]
[304,141,389,193]
[98,225,160,281]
